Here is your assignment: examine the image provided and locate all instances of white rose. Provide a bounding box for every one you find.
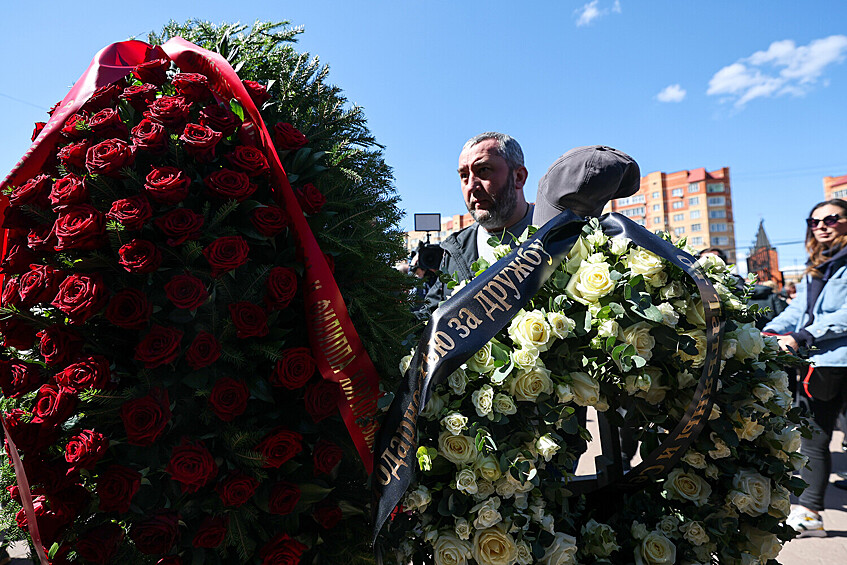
[634,531,676,565]
[515,541,533,565]
[609,236,630,255]
[492,393,518,415]
[659,280,684,300]
[677,370,696,388]
[678,330,707,367]
[631,522,649,540]
[492,244,511,260]
[494,476,517,498]
[565,236,591,273]
[471,497,503,529]
[403,485,431,513]
[721,338,737,359]
[768,485,791,519]
[681,450,707,469]
[471,524,517,565]
[597,318,620,339]
[732,469,772,516]
[442,412,469,436]
[685,299,707,328]
[433,533,472,565]
[536,433,560,462]
[475,480,495,500]
[547,311,575,339]
[623,322,656,361]
[570,371,601,407]
[556,383,575,404]
[789,451,809,471]
[594,395,610,412]
[650,270,668,287]
[581,518,619,557]
[752,383,774,403]
[438,432,478,466]
[456,468,479,495]
[510,346,539,370]
[734,413,765,441]
[704,463,719,480]
[742,526,781,561]
[734,322,765,360]
[399,352,414,374]
[467,342,496,374]
[695,253,727,272]
[421,391,446,420]
[455,518,471,540]
[656,302,679,327]
[586,228,609,248]
[679,521,709,546]
[541,531,578,565]
[472,385,495,418]
[627,248,664,280]
[770,427,801,454]
[663,468,712,506]
[475,454,502,482]
[449,367,469,395]
[707,433,731,459]
[709,404,721,420]
[769,370,790,393]
[658,515,679,537]
[509,366,554,402]
[509,310,552,352]
[564,260,615,304]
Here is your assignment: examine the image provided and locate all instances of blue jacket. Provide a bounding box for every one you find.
[763,264,847,367]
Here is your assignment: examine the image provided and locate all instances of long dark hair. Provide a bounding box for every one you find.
[806,198,847,278]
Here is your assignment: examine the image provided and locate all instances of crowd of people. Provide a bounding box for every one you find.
[395,130,847,542]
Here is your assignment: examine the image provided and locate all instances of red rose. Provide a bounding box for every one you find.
[251,206,290,237]
[85,138,135,176]
[226,145,269,177]
[106,288,152,329]
[1,277,20,307]
[204,169,257,202]
[265,266,297,309]
[165,274,208,310]
[82,83,122,113]
[37,325,83,366]
[274,122,309,150]
[0,317,37,349]
[27,224,56,252]
[32,121,46,141]
[76,522,124,564]
[268,481,300,515]
[0,360,43,399]
[118,239,162,273]
[199,104,242,137]
[15,495,73,546]
[31,384,77,426]
[203,236,250,277]
[154,208,204,246]
[61,113,90,139]
[172,72,211,103]
[185,331,221,370]
[179,123,222,162]
[121,83,158,111]
[167,439,217,492]
[296,183,326,214]
[4,409,57,453]
[192,515,228,548]
[134,325,183,368]
[89,107,128,140]
[132,57,170,85]
[313,440,343,475]
[49,173,89,208]
[208,377,250,422]
[106,195,153,230]
[313,501,342,529]
[10,174,51,207]
[130,511,180,555]
[144,166,192,204]
[57,139,91,169]
[131,118,168,154]
[256,428,303,468]
[51,273,108,325]
[64,429,109,471]
[0,238,36,275]
[17,264,63,306]
[259,533,308,565]
[215,472,259,507]
[304,380,340,423]
[96,464,141,512]
[270,348,315,389]
[144,95,192,128]
[120,388,171,446]
[228,301,269,338]
[54,204,106,250]
[55,355,111,392]
[242,80,271,106]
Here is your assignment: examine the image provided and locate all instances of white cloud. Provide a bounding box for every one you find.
[657,84,686,103]
[708,35,847,107]
[575,1,622,26]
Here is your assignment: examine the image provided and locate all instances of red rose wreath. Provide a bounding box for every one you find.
[0,27,405,565]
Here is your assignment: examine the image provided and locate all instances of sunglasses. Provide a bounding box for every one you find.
[806,214,845,229]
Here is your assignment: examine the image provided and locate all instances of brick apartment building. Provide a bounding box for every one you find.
[824,173,847,200]
[404,212,475,256]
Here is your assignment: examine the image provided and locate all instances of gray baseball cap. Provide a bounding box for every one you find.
[533,145,641,227]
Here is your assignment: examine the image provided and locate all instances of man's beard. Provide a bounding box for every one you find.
[468,173,518,231]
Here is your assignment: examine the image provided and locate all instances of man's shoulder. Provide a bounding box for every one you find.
[442,223,478,249]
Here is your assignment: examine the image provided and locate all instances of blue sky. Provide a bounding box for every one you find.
[1,1,845,275]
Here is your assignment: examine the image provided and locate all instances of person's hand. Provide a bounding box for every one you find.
[775,334,798,353]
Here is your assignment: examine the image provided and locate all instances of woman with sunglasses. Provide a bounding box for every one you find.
[764,198,847,537]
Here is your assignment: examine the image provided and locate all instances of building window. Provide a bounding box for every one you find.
[688,196,700,206]
[708,209,726,219]
[634,218,645,226]
[673,214,684,222]
[833,188,847,199]
[652,204,660,211]
[707,196,725,206]
[706,183,725,193]
[620,206,646,218]
[711,236,729,246]
[672,201,685,209]
[690,210,701,219]
[671,188,684,197]
[674,227,685,235]
[617,195,646,206]
[654,217,662,224]
[691,223,701,232]
[688,183,700,193]
[652,191,659,199]
[690,236,704,246]
[711,223,727,232]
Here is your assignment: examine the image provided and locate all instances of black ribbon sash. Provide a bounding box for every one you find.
[371,212,723,542]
